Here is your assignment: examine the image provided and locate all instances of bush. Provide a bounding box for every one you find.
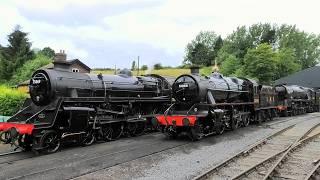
[141,65,148,70]
[0,85,27,116]
[153,63,163,70]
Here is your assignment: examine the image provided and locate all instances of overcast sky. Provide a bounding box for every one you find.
[0,0,319,68]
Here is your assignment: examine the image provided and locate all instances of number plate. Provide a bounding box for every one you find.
[179,84,189,88]
[32,79,41,84]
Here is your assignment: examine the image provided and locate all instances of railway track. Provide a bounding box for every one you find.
[263,113,320,128]
[195,120,320,180]
[0,149,35,167]
[263,123,320,179]
[0,150,23,157]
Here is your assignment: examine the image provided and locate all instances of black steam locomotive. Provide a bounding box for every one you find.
[275,85,319,116]
[0,68,172,153]
[155,71,319,140]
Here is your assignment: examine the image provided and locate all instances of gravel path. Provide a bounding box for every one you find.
[76,113,320,180]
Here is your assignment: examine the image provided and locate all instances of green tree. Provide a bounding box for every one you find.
[39,47,55,58]
[220,55,240,76]
[184,31,220,66]
[214,36,223,55]
[0,25,34,80]
[244,44,277,84]
[248,23,276,45]
[222,26,252,62]
[274,48,301,79]
[221,23,276,64]
[277,24,320,69]
[10,54,52,85]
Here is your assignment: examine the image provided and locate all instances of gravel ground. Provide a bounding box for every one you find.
[76,113,320,180]
[0,143,15,153]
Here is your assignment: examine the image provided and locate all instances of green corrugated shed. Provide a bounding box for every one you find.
[0,116,10,122]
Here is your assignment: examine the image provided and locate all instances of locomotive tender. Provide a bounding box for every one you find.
[0,68,172,153]
[155,71,318,140]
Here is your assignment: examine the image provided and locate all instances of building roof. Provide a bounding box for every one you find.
[275,66,320,88]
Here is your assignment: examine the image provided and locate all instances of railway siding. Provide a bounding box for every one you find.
[263,124,320,179]
[196,118,320,180]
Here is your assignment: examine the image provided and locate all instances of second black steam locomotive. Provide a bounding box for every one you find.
[0,68,172,153]
[155,70,319,140]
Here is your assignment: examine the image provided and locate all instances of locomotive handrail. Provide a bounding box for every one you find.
[207,88,249,93]
[25,107,47,123]
[164,103,176,116]
[186,103,201,115]
[8,105,31,121]
[57,76,144,85]
[164,103,176,126]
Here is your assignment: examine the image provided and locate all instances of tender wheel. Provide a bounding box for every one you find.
[134,122,146,136]
[127,122,137,136]
[103,123,123,140]
[242,115,250,127]
[215,123,225,135]
[230,117,239,130]
[81,131,95,146]
[40,130,61,154]
[257,112,263,124]
[103,126,113,141]
[112,123,123,139]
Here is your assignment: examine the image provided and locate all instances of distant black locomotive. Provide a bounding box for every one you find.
[156,71,318,140]
[0,68,172,153]
[275,85,319,116]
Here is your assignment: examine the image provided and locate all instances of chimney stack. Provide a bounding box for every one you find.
[54,50,67,62]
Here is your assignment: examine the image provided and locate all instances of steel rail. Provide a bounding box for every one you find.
[262,122,320,180]
[0,150,23,157]
[193,124,295,180]
[304,159,320,180]
[194,121,320,180]
[233,129,320,179]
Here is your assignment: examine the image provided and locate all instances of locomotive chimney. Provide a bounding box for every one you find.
[190,66,200,75]
[54,50,67,62]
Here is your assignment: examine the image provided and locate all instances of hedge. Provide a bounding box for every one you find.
[0,86,27,116]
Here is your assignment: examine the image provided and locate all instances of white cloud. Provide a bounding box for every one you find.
[13,0,158,12]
